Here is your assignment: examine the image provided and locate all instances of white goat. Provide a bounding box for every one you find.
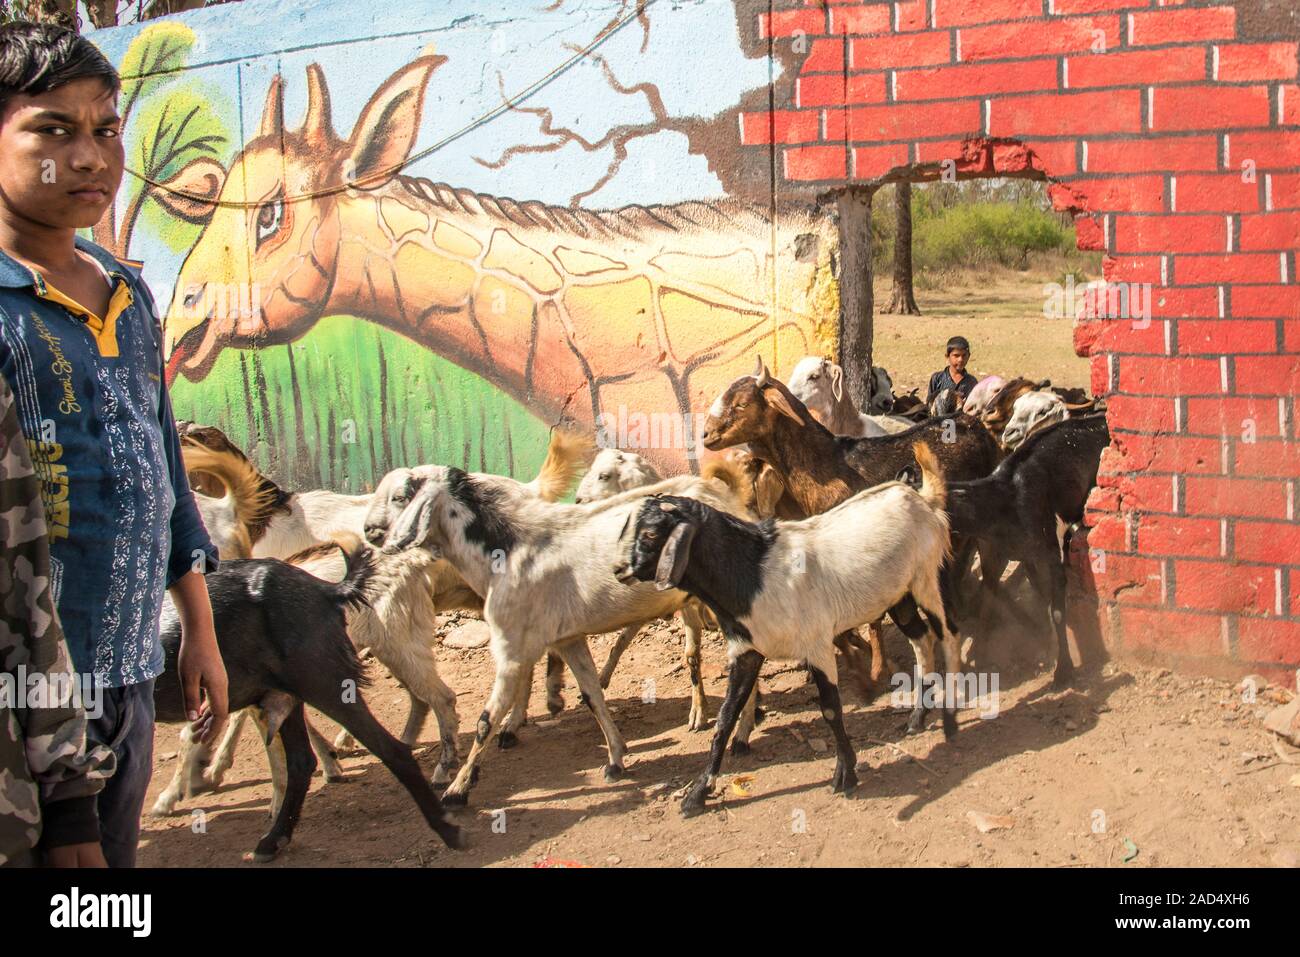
[613,441,960,817]
[788,357,914,437]
[376,465,747,805]
[1001,391,1069,450]
[574,448,662,503]
[961,374,1006,417]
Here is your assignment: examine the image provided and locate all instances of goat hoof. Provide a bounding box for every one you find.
[754,706,767,726]
[603,763,625,783]
[547,697,564,717]
[680,793,709,818]
[730,739,751,757]
[831,767,859,796]
[249,835,290,863]
[436,822,467,850]
[942,714,959,740]
[496,731,519,750]
[441,791,469,808]
[1051,668,1075,689]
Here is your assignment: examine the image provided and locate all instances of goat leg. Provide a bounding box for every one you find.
[307,686,463,849]
[598,622,641,690]
[682,648,763,818]
[249,704,315,863]
[891,597,937,735]
[202,708,251,791]
[306,717,345,781]
[808,654,858,796]
[442,656,533,806]
[731,682,761,754]
[544,651,565,716]
[1046,549,1076,688]
[679,603,710,731]
[149,722,203,817]
[497,667,532,750]
[557,639,628,781]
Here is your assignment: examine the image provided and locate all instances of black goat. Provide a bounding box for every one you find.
[943,414,1111,686]
[154,547,463,861]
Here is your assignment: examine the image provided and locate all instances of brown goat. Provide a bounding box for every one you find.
[702,359,1000,514]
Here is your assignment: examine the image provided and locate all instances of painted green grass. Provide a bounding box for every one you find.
[169,315,552,493]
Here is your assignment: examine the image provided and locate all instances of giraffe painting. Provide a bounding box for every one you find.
[159,53,839,474]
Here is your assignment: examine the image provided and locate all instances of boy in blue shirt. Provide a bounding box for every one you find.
[0,22,227,867]
[926,335,978,407]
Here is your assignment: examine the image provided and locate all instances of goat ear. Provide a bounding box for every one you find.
[829,362,844,403]
[654,521,697,591]
[384,482,436,552]
[763,386,804,425]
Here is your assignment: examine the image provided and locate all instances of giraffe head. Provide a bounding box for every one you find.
[163,53,446,384]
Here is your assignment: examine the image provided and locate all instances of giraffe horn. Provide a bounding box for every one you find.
[301,64,333,145]
[259,74,284,140]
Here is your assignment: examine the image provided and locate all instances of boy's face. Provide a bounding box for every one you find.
[948,349,969,374]
[0,78,123,232]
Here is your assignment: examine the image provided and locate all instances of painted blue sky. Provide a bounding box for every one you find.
[90,0,772,210]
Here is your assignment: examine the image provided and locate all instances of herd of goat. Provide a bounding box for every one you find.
[149,357,1108,860]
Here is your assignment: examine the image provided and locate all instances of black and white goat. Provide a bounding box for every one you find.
[613,442,959,817]
[376,465,747,805]
[151,546,462,860]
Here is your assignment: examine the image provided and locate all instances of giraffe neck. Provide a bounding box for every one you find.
[320,177,831,472]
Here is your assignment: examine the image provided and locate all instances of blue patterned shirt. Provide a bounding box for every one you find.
[0,237,217,688]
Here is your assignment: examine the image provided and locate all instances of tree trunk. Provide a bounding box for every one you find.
[884,181,921,315]
[836,188,874,413]
[143,0,210,21]
[84,0,119,28]
[11,0,79,28]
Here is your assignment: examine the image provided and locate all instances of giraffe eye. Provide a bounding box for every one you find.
[256,190,284,248]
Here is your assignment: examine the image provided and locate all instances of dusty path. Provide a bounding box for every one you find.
[139,615,1298,869]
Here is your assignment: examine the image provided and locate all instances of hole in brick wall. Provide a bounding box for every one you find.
[842,173,1101,405]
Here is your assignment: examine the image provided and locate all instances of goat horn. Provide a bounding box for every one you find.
[753,356,769,387]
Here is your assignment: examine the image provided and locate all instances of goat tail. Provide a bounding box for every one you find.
[529,428,594,501]
[182,444,278,532]
[330,541,378,612]
[911,440,947,512]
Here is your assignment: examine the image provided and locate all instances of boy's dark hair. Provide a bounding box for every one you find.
[0,22,119,115]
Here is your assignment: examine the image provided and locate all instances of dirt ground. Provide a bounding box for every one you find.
[139,609,1300,869]
[871,270,1092,396]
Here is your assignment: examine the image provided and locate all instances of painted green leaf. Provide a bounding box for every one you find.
[132,85,229,185]
[117,21,198,124]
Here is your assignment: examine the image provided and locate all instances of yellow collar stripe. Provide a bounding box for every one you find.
[35,277,134,358]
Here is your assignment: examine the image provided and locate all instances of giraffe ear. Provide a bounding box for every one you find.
[344,54,447,190]
[259,74,284,140]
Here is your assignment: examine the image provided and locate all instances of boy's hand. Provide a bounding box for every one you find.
[170,571,229,745]
[44,842,108,868]
[178,623,228,744]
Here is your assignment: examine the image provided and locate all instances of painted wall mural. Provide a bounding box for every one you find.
[89,0,838,489]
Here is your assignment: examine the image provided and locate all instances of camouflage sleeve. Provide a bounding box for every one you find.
[0,373,115,846]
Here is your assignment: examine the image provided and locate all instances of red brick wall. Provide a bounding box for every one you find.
[741,1,1299,680]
